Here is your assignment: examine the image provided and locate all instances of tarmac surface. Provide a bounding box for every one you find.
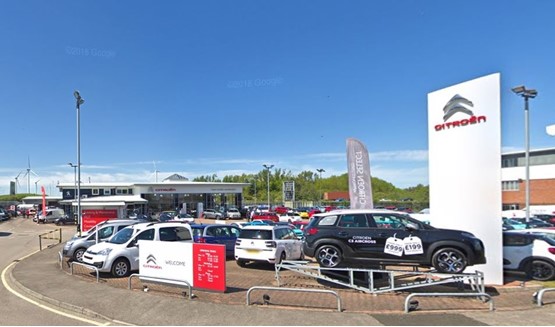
[7,238,555,325]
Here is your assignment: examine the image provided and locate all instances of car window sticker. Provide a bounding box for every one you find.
[384,233,404,257]
[403,235,423,255]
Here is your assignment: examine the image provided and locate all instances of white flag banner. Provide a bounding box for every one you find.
[346,138,373,209]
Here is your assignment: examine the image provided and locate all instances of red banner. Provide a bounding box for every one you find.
[41,186,46,217]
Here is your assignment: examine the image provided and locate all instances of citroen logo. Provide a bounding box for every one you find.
[146,254,156,265]
[442,94,474,121]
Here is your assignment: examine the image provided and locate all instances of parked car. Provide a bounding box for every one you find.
[234,225,304,267]
[0,208,8,221]
[55,215,77,225]
[82,221,193,277]
[225,208,241,219]
[307,209,321,218]
[534,214,555,225]
[278,212,302,223]
[37,208,66,223]
[63,219,139,263]
[202,209,223,220]
[173,213,195,223]
[190,224,241,257]
[503,230,555,281]
[512,217,553,229]
[252,212,279,222]
[273,206,291,215]
[502,217,527,230]
[303,209,486,274]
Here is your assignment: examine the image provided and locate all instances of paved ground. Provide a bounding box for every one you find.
[7,239,555,325]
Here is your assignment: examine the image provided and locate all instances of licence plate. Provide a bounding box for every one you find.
[246,249,260,253]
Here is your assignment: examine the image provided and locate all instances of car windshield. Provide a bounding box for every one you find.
[240,229,273,240]
[109,227,135,244]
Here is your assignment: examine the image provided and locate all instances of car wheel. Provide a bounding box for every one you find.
[73,248,86,263]
[111,258,131,277]
[432,247,468,273]
[236,259,247,267]
[277,251,286,264]
[527,260,555,281]
[316,245,342,268]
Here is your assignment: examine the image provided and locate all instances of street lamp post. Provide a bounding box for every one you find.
[316,168,325,204]
[74,90,85,235]
[512,85,538,223]
[262,164,274,209]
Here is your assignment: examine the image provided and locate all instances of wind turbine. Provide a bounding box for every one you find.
[22,156,39,194]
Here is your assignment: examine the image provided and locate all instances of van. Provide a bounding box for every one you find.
[83,221,193,277]
[63,219,139,263]
[38,208,65,223]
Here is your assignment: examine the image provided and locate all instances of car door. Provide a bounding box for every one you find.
[368,213,427,262]
[503,233,534,269]
[128,228,155,271]
[285,228,302,259]
[334,213,376,259]
[222,226,240,256]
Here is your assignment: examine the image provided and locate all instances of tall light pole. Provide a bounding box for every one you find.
[74,90,85,235]
[68,163,77,200]
[263,164,274,209]
[316,168,325,204]
[512,85,538,223]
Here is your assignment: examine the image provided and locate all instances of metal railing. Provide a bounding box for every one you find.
[534,288,555,307]
[404,292,494,313]
[128,274,193,299]
[39,228,62,250]
[70,262,100,283]
[246,286,342,312]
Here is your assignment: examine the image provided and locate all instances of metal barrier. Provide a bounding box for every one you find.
[57,251,63,269]
[404,292,494,313]
[39,228,62,250]
[70,262,100,283]
[534,288,555,307]
[246,286,342,312]
[128,274,193,299]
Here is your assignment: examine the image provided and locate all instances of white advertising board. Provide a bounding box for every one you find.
[139,241,194,283]
[427,73,503,285]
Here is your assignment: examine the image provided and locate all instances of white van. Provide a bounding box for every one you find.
[38,208,66,223]
[83,221,193,277]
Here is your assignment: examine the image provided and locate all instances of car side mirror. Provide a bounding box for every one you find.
[406,222,419,231]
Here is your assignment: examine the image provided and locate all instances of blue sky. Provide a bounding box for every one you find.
[1,0,555,195]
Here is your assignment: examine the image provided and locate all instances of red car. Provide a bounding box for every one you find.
[308,209,321,218]
[273,206,291,215]
[252,212,279,222]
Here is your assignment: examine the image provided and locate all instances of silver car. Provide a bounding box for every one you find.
[63,219,138,263]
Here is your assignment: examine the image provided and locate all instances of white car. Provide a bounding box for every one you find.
[82,222,193,277]
[278,212,302,223]
[234,225,304,267]
[225,208,241,219]
[503,230,555,281]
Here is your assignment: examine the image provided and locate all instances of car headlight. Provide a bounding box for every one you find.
[98,248,113,256]
[64,241,74,248]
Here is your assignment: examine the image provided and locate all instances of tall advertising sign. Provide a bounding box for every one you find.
[346,138,373,209]
[283,181,295,202]
[428,73,502,284]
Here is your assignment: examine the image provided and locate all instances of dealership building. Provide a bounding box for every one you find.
[55,175,249,218]
[501,147,555,211]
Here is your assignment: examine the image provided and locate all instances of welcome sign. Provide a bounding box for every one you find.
[427,73,503,285]
[139,241,226,292]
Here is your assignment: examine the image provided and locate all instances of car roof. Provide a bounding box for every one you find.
[242,225,282,230]
[312,209,400,217]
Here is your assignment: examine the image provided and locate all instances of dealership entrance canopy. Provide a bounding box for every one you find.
[56,180,249,218]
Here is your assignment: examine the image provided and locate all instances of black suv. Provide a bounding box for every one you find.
[303,209,486,273]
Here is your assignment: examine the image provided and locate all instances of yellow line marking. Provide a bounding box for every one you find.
[1,254,104,326]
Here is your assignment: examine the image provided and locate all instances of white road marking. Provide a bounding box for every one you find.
[1,251,107,326]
